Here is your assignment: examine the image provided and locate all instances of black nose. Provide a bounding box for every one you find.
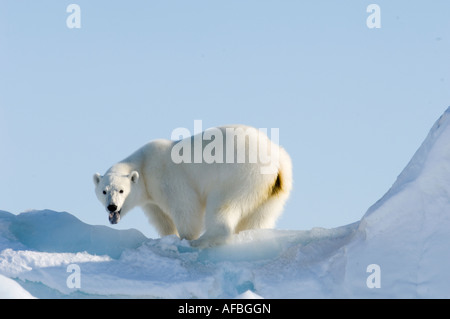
[107,204,118,212]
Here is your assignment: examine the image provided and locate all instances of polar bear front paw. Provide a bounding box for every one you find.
[190,237,212,249]
[190,235,228,249]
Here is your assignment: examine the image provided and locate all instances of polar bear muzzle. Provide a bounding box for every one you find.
[109,210,121,224]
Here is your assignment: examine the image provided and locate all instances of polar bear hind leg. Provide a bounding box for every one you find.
[235,192,286,232]
[235,171,291,232]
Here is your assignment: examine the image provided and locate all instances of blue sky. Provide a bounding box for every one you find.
[1,1,449,237]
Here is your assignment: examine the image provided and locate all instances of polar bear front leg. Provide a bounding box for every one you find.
[190,203,240,249]
[143,203,178,237]
[167,200,204,241]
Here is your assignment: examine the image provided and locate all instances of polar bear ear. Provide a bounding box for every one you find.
[93,173,102,186]
[130,171,139,184]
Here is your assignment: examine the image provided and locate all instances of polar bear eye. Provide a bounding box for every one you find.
[119,190,124,194]
[103,190,107,195]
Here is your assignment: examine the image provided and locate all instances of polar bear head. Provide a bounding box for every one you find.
[93,171,140,224]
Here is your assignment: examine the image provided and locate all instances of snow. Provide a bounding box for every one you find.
[0,274,35,299]
[1,107,450,298]
[235,290,264,299]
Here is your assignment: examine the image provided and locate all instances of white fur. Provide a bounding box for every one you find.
[93,125,293,248]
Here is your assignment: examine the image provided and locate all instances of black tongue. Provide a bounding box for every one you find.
[109,211,120,224]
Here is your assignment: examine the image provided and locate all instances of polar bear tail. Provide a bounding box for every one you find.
[270,146,293,199]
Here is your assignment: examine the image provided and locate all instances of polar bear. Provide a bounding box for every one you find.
[93,125,292,248]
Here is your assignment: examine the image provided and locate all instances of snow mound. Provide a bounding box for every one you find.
[343,106,450,298]
[1,107,450,298]
[0,211,356,298]
[0,274,35,299]
[0,210,147,259]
